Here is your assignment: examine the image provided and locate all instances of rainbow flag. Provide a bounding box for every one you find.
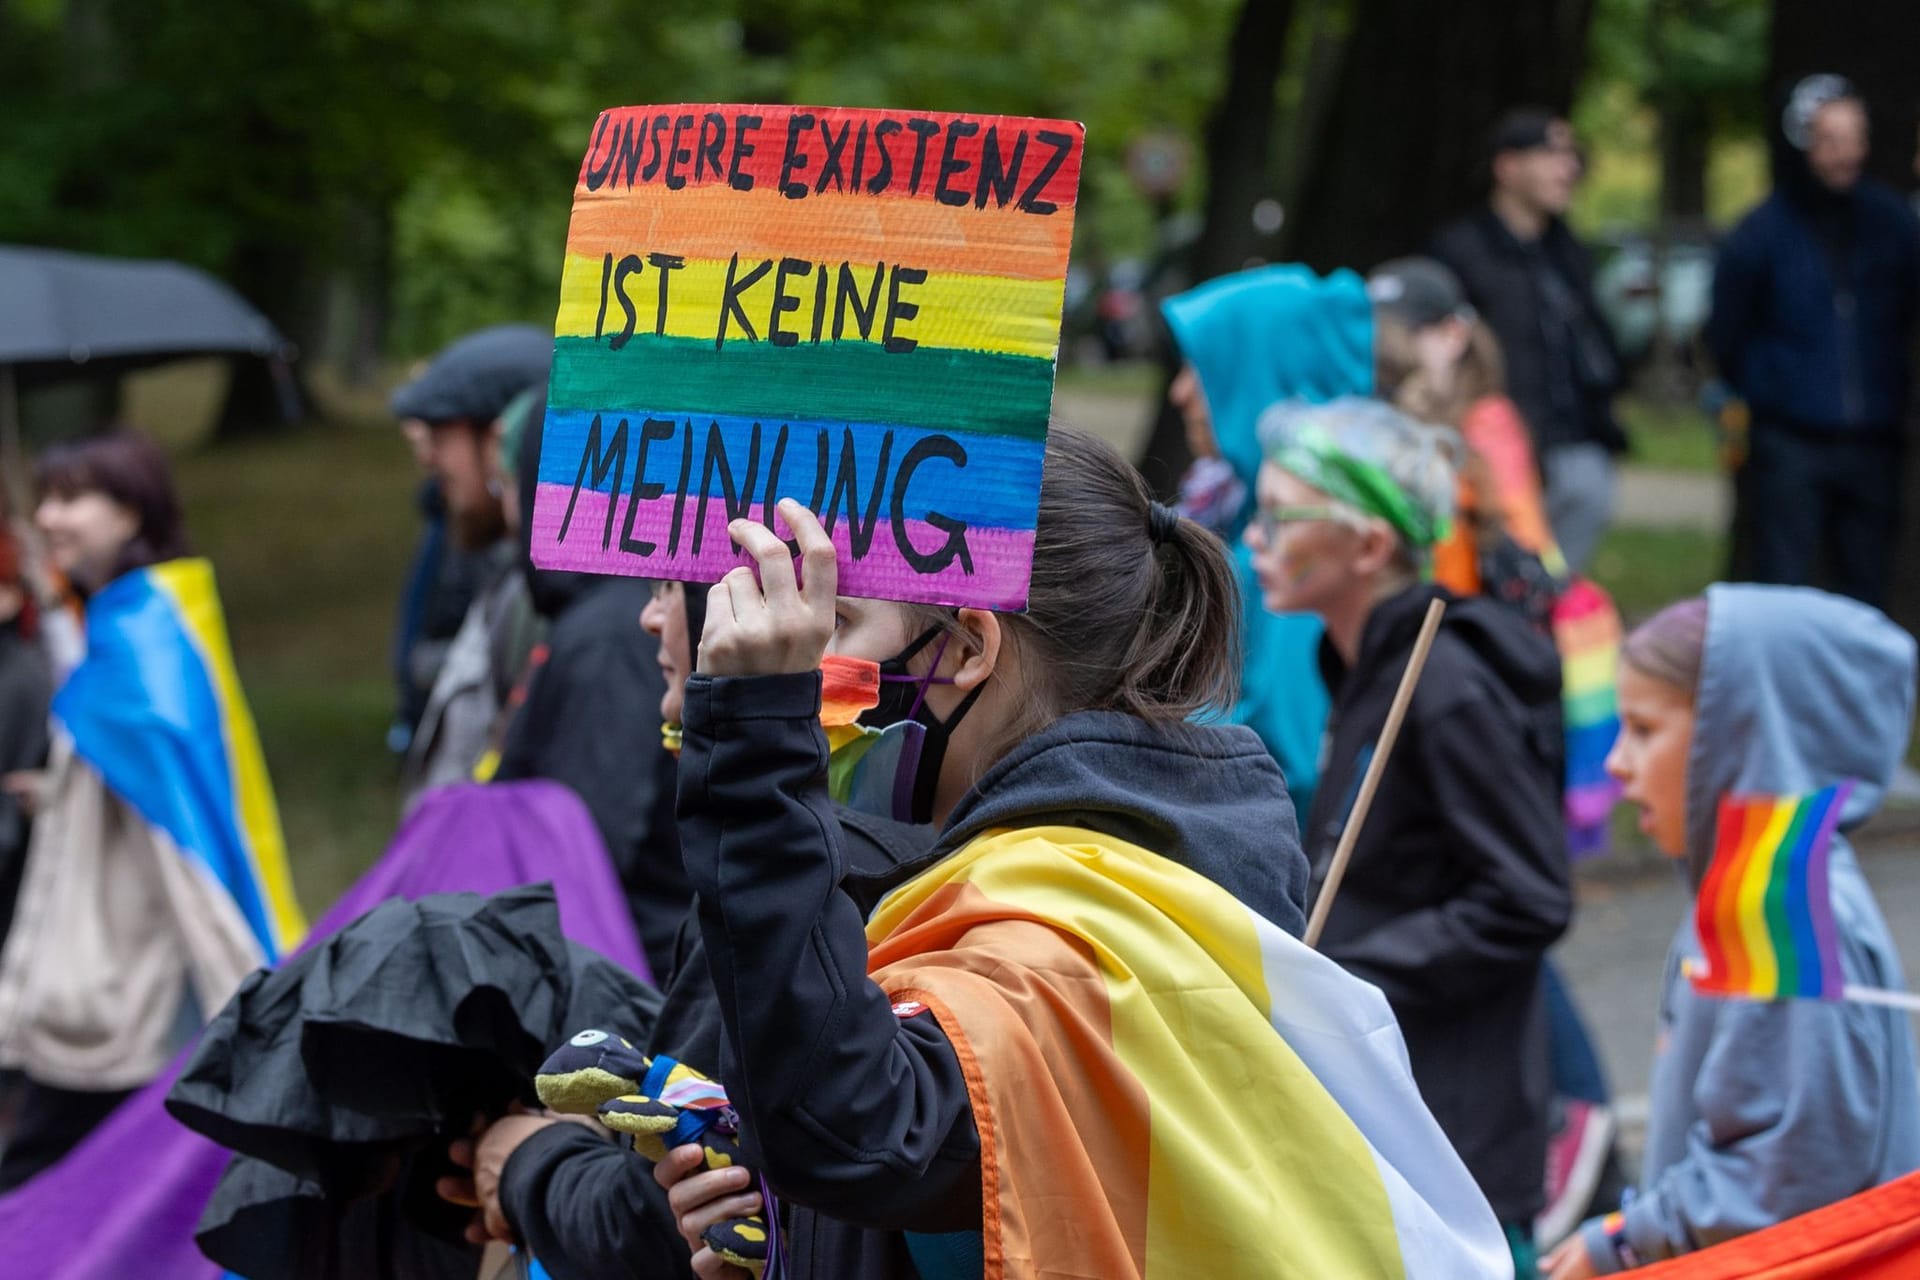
[1690,783,1854,1002]
[530,104,1083,610]
[867,827,1509,1278]
[54,559,304,960]
[1555,579,1624,858]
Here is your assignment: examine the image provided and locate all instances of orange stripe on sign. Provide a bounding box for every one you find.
[564,184,1076,282]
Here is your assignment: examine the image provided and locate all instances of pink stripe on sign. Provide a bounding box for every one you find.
[530,483,1037,611]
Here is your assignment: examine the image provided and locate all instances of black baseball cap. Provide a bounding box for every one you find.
[1488,107,1568,158]
[1367,257,1472,330]
[390,324,552,425]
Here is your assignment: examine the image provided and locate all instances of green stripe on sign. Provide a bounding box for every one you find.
[547,335,1059,441]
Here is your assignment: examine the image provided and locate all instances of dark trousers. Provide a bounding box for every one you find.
[1737,419,1904,608]
[0,1077,134,1192]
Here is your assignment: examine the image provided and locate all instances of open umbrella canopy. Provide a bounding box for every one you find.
[0,244,288,387]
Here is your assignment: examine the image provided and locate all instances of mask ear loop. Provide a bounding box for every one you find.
[907,630,954,720]
[877,623,959,711]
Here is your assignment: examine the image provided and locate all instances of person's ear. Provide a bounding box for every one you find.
[947,609,1003,693]
[1491,150,1517,191]
[1350,519,1401,580]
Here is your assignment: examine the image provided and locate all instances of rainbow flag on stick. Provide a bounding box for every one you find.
[1554,579,1623,859]
[1690,784,1854,1002]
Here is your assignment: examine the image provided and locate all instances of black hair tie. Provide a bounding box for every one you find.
[1147,500,1181,546]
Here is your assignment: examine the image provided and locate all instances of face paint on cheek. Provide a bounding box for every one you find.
[1279,548,1322,591]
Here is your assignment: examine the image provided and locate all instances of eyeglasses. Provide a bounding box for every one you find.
[1249,505,1349,542]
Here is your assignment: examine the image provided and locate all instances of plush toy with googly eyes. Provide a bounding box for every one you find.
[535,1029,771,1277]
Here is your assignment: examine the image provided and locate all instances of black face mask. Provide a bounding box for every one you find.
[864,625,985,825]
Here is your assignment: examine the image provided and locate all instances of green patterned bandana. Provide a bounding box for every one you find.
[1267,422,1449,549]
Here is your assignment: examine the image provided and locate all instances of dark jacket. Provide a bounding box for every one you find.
[0,620,51,949]
[1302,583,1571,1224]
[1707,180,1919,433]
[493,576,685,978]
[1431,207,1627,454]
[662,672,1307,1277]
[498,805,939,1280]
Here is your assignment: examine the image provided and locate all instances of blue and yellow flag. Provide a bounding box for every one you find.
[53,559,304,959]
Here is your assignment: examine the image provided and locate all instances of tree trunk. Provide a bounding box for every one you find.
[1767,0,1920,636]
[214,241,318,440]
[1139,0,1295,493]
[1192,0,1298,283]
[1283,0,1597,272]
[1658,100,1711,224]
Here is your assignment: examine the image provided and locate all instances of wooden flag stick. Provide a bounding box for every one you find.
[1305,597,1446,949]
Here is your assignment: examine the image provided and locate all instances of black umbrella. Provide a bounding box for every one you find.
[0,244,298,509]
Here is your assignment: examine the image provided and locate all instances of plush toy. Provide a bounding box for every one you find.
[535,1029,771,1277]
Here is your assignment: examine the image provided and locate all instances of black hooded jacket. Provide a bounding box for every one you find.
[496,805,939,1280]
[1430,207,1626,455]
[656,671,1308,1277]
[1302,583,1571,1224]
[493,405,687,977]
[1705,109,1919,432]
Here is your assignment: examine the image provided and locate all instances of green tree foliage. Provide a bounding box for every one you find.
[1578,0,1767,221]
[0,0,1240,362]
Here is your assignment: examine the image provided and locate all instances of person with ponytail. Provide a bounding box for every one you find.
[654,426,1508,1279]
[1542,588,1920,1277]
[1249,398,1571,1272]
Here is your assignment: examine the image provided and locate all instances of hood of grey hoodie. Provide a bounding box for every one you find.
[1684,583,1916,886]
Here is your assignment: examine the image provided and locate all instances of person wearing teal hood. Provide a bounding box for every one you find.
[1544,585,1920,1276]
[1160,265,1374,816]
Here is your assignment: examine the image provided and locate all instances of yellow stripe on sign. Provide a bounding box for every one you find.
[151,560,307,954]
[879,829,1407,1278]
[1737,798,1794,997]
[553,252,1066,361]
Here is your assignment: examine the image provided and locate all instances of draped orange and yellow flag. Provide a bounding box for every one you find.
[865,826,1509,1279]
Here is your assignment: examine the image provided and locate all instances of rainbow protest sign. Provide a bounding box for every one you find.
[530,105,1085,610]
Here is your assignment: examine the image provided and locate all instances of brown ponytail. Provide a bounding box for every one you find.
[992,425,1241,733]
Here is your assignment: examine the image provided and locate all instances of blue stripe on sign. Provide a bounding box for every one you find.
[537,407,1047,530]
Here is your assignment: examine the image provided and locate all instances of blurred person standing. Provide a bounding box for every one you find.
[1252,399,1572,1273]
[0,527,51,953]
[387,419,493,758]
[1707,76,1920,608]
[1432,109,1627,574]
[391,325,550,811]
[1159,264,1376,819]
[487,395,686,976]
[0,432,303,1189]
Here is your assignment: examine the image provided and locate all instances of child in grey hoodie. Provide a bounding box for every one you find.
[1544,584,1920,1276]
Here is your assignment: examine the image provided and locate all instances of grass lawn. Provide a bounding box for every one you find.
[1586,525,1725,624]
[171,420,419,913]
[1620,395,1718,473]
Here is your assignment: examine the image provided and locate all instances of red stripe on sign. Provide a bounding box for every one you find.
[574,105,1083,216]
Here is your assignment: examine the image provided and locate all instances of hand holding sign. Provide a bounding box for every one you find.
[700,499,838,677]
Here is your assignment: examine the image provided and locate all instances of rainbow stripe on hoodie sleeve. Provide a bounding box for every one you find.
[1690,783,1853,1001]
[529,105,1083,611]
